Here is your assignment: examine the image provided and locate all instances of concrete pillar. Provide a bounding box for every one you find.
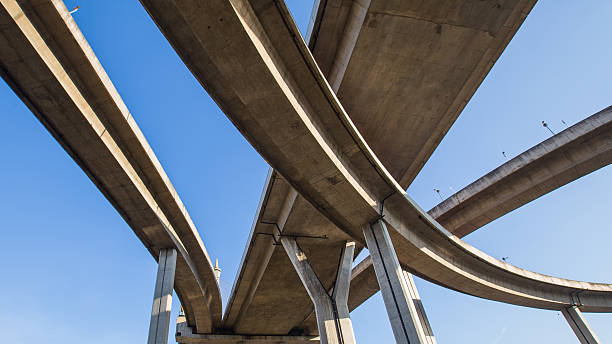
[363,220,430,344]
[282,238,356,344]
[332,241,357,344]
[402,271,437,344]
[561,306,601,344]
[148,248,177,344]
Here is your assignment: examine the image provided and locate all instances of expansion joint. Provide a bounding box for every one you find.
[257,221,327,245]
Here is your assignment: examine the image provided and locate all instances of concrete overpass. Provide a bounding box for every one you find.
[139,0,612,343]
[0,0,221,335]
[347,106,612,312]
[2,0,609,343]
[214,0,544,335]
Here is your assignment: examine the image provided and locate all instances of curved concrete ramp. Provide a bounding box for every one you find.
[0,0,221,332]
[348,106,612,311]
[220,0,546,334]
[140,0,612,319]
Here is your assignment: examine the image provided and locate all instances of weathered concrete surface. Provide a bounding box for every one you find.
[214,0,541,335]
[149,248,178,344]
[221,171,354,335]
[309,0,538,188]
[330,241,357,344]
[364,221,424,344]
[0,0,221,332]
[282,238,356,344]
[176,316,319,343]
[141,1,612,340]
[430,106,612,237]
[562,306,601,344]
[348,106,612,310]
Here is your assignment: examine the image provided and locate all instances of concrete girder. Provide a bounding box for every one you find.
[221,0,540,334]
[140,0,612,328]
[308,0,538,188]
[348,106,612,311]
[0,0,221,332]
[177,316,319,344]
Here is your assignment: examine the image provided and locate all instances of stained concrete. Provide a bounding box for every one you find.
[348,106,612,311]
[5,0,609,341]
[140,3,612,339]
[309,0,538,188]
[149,248,178,344]
[364,221,423,344]
[562,306,601,344]
[176,316,319,343]
[210,0,542,335]
[282,238,356,344]
[0,0,221,332]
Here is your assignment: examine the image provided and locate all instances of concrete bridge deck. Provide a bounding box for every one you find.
[0,0,221,333]
[140,0,612,337]
[307,0,538,187]
[2,0,610,341]
[348,106,612,312]
[218,0,542,334]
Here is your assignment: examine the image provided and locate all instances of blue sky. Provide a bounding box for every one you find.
[0,1,610,343]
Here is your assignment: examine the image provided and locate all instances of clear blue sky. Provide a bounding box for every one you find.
[0,1,610,343]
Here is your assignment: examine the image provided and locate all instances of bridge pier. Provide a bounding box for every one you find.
[364,220,435,344]
[148,248,177,344]
[562,306,601,344]
[282,238,357,344]
[401,271,437,344]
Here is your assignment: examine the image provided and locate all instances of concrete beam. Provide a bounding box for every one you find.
[430,106,612,238]
[347,106,612,311]
[308,0,539,188]
[148,248,177,344]
[228,174,298,329]
[217,0,540,334]
[141,0,612,334]
[176,316,319,343]
[0,0,221,331]
[282,238,356,344]
[562,306,601,344]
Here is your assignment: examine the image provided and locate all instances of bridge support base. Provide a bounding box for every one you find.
[148,248,177,344]
[562,306,601,344]
[282,238,357,344]
[176,316,319,343]
[364,220,435,344]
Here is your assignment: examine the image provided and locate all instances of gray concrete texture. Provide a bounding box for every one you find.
[216,0,544,335]
[561,306,601,344]
[364,221,423,344]
[149,248,178,344]
[139,0,612,337]
[282,238,356,344]
[2,0,611,341]
[177,316,319,343]
[348,106,612,311]
[0,0,221,333]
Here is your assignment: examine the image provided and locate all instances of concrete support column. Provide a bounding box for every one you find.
[282,238,357,344]
[402,271,437,344]
[332,241,357,344]
[561,306,601,344]
[363,220,428,344]
[148,248,177,344]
